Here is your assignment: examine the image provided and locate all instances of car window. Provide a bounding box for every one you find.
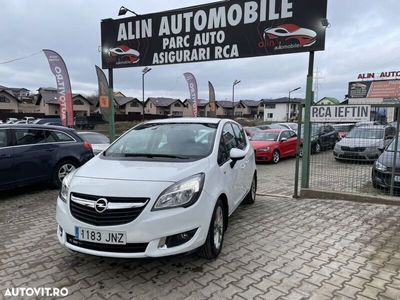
[231,123,247,150]
[0,129,8,148]
[289,131,297,138]
[280,131,291,140]
[15,129,51,145]
[218,123,237,165]
[53,131,74,142]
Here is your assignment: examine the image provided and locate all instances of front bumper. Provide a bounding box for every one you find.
[254,150,272,162]
[334,148,379,161]
[372,168,400,190]
[56,190,214,258]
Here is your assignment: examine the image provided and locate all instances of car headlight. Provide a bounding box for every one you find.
[152,173,205,211]
[59,169,77,203]
[258,147,270,152]
[375,161,387,172]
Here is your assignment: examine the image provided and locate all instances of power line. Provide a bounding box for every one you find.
[0,51,42,65]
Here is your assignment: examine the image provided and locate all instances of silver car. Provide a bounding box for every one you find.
[77,132,110,155]
[333,125,395,161]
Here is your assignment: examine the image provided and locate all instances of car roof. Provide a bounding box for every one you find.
[145,117,223,125]
[0,124,75,132]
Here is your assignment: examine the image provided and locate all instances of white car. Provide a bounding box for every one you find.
[57,118,256,259]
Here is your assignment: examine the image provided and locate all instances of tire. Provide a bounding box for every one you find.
[314,142,321,154]
[53,160,78,188]
[272,150,280,164]
[243,174,257,205]
[198,199,226,259]
[298,146,303,158]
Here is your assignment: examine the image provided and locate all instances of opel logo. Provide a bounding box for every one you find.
[94,198,108,213]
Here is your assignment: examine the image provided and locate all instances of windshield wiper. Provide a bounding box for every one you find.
[123,153,190,159]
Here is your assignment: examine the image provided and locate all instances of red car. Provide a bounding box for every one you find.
[263,24,317,48]
[250,129,302,163]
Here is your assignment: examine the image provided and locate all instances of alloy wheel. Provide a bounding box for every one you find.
[213,206,224,250]
[58,163,76,182]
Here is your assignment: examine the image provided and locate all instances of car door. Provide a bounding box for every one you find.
[12,128,58,184]
[0,128,15,188]
[217,123,244,211]
[231,123,252,196]
[287,131,299,156]
[326,125,338,147]
[279,131,292,157]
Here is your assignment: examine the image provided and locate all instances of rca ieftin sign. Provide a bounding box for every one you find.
[311,105,371,123]
[101,0,328,68]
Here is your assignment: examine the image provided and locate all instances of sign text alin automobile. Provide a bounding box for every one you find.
[101,0,327,69]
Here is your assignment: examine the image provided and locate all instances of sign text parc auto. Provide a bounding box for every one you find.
[101,0,327,68]
[311,105,371,123]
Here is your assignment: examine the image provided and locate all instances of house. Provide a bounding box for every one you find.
[183,99,210,117]
[114,96,143,115]
[238,100,263,118]
[0,85,30,100]
[216,101,234,117]
[0,89,20,113]
[262,97,304,122]
[145,97,186,116]
[35,88,93,116]
[315,97,340,105]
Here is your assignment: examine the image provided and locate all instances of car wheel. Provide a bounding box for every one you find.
[243,174,257,205]
[198,199,226,259]
[272,150,280,164]
[53,160,78,188]
[299,146,303,158]
[314,142,321,154]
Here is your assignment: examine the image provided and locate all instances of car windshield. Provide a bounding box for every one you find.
[252,132,279,141]
[79,133,110,144]
[104,123,217,160]
[386,138,400,152]
[346,128,384,139]
[333,124,354,132]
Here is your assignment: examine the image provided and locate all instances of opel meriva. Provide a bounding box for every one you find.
[56,118,256,259]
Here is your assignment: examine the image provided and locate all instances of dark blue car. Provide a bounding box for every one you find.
[0,124,94,190]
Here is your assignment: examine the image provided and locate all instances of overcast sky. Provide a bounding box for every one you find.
[1,0,399,102]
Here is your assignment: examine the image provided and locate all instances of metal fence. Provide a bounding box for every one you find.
[303,104,400,200]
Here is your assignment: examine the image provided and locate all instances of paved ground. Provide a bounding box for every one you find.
[1,160,400,299]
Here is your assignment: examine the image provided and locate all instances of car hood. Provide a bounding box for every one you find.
[337,138,383,148]
[74,155,209,183]
[377,151,400,168]
[250,140,278,149]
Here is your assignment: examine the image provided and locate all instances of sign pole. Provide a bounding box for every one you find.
[301,51,315,189]
[294,104,303,198]
[108,68,116,142]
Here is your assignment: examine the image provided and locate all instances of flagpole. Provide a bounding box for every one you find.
[108,68,116,142]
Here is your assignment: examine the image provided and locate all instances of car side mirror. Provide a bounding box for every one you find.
[280,137,288,142]
[230,148,246,168]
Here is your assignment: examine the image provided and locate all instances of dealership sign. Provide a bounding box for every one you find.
[357,71,400,80]
[311,105,371,123]
[101,0,327,68]
[348,79,400,99]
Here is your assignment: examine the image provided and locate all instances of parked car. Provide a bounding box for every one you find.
[332,123,355,139]
[56,118,256,259]
[372,136,400,190]
[0,124,94,190]
[276,122,298,131]
[355,121,381,127]
[334,125,395,161]
[243,126,261,138]
[250,129,301,163]
[5,118,18,124]
[33,118,62,125]
[23,117,35,123]
[310,124,339,153]
[78,132,110,155]
[256,124,285,130]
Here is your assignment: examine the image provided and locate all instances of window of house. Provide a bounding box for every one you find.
[73,99,84,105]
[130,101,139,107]
[174,102,181,107]
[150,103,153,108]
[265,104,276,109]
[267,113,274,118]
[0,96,10,103]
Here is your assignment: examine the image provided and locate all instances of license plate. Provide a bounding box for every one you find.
[75,226,126,245]
[395,176,400,182]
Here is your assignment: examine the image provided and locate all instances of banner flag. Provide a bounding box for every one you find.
[208,81,217,117]
[43,49,74,126]
[95,65,112,122]
[183,72,198,117]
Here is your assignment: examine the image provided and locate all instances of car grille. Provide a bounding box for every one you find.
[70,192,149,226]
[66,234,148,253]
[341,146,366,152]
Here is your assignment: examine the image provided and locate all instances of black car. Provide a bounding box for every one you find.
[311,124,339,153]
[0,124,94,190]
[372,137,400,190]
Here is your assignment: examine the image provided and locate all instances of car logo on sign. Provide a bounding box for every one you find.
[94,198,108,213]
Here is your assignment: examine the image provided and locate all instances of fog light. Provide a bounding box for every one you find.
[165,229,197,248]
